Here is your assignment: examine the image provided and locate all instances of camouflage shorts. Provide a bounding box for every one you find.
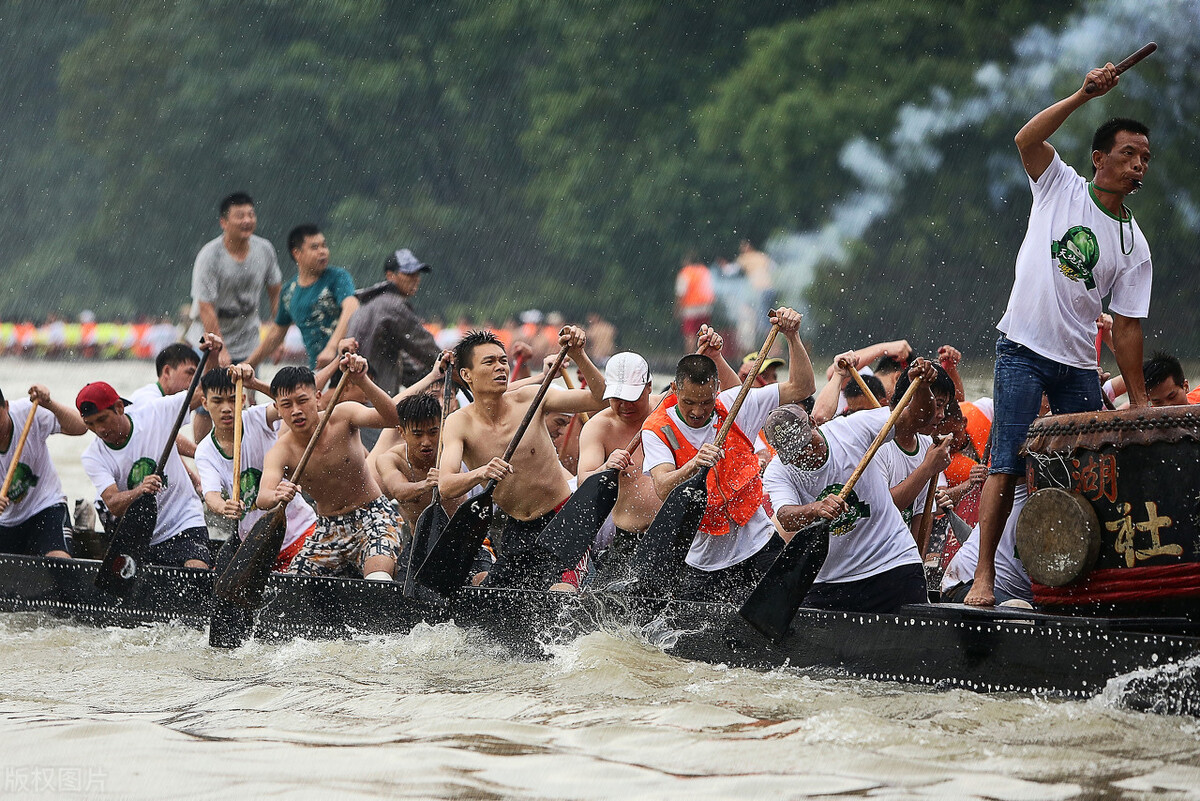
[288,496,410,578]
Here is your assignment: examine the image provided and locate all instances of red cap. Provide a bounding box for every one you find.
[76,382,130,416]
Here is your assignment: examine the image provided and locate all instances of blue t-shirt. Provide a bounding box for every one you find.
[276,267,356,367]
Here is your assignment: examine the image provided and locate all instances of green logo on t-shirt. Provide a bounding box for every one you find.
[1051,225,1099,289]
[817,483,871,537]
[128,457,165,490]
[238,468,262,517]
[6,462,37,503]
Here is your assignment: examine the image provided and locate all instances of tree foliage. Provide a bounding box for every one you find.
[3,0,1197,358]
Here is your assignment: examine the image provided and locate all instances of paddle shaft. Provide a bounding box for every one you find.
[155,346,211,475]
[1085,42,1156,93]
[842,361,881,409]
[429,361,457,505]
[232,377,244,506]
[917,473,939,555]
[713,326,779,448]
[836,375,926,501]
[1,399,40,499]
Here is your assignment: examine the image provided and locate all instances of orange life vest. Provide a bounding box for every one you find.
[644,395,763,536]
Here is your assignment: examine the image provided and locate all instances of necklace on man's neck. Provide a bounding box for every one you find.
[1090,182,1135,256]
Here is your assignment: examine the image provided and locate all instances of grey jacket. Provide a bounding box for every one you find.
[347,281,440,394]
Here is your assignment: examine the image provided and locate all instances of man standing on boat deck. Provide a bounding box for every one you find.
[967,62,1154,607]
[191,193,282,367]
[760,359,940,613]
[438,328,607,590]
[256,355,405,581]
[78,336,224,569]
[248,224,359,371]
[641,307,816,603]
[0,384,88,558]
[346,249,441,397]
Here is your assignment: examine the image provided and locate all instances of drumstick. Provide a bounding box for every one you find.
[1085,43,1157,94]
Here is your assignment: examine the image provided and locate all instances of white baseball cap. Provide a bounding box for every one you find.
[602,352,651,401]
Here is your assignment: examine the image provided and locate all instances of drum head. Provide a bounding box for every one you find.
[1016,488,1101,587]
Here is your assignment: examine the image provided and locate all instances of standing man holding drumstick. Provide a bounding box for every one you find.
[966,56,1155,607]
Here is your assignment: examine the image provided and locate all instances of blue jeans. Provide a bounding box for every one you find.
[990,336,1102,475]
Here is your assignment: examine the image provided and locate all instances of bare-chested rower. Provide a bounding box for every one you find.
[577,326,739,584]
[439,327,606,590]
[257,354,405,581]
[377,392,462,527]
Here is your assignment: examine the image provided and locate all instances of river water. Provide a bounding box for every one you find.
[1,357,1199,800]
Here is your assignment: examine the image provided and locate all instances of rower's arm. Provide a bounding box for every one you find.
[576,418,610,482]
[778,328,816,405]
[393,353,450,402]
[256,445,289,510]
[1111,313,1147,407]
[339,370,401,429]
[775,502,828,533]
[437,415,487,500]
[98,482,152,519]
[811,373,848,426]
[367,427,401,484]
[378,450,433,503]
[203,490,228,516]
[29,387,87,436]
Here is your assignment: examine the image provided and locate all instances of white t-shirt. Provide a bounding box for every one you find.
[194,404,316,549]
[969,397,994,422]
[876,435,947,526]
[942,483,1032,602]
[763,407,922,584]
[130,382,192,426]
[642,384,779,571]
[0,400,66,525]
[997,150,1152,370]
[81,394,206,545]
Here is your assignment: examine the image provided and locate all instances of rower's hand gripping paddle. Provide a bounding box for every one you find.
[739,372,930,641]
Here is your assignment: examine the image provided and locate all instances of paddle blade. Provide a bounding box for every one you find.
[214,507,287,609]
[209,534,254,648]
[629,469,708,593]
[94,493,157,596]
[536,468,620,569]
[401,500,449,597]
[739,519,830,642]
[413,491,495,598]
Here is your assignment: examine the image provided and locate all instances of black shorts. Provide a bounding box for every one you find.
[591,526,643,588]
[676,534,785,604]
[481,508,561,590]
[0,503,70,557]
[148,526,212,568]
[802,563,927,614]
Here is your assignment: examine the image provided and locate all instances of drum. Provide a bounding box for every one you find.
[1022,406,1200,613]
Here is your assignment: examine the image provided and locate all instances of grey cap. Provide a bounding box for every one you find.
[762,403,813,464]
[384,248,431,275]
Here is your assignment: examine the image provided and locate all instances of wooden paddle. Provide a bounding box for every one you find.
[739,373,929,641]
[628,326,780,593]
[214,373,348,609]
[1,398,40,502]
[401,362,457,597]
[844,359,881,409]
[209,373,253,647]
[96,345,211,595]
[413,344,569,599]
[915,472,940,557]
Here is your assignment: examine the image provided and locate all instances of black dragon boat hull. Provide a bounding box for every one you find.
[1,554,1197,713]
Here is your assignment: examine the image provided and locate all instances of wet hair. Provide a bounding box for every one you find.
[156,343,200,375]
[1143,351,1185,392]
[287,223,322,261]
[270,366,317,396]
[1092,117,1150,174]
[397,394,440,428]
[200,369,235,395]
[874,355,907,376]
[675,354,718,388]
[219,192,254,217]
[845,373,886,402]
[454,329,504,372]
[890,363,956,407]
